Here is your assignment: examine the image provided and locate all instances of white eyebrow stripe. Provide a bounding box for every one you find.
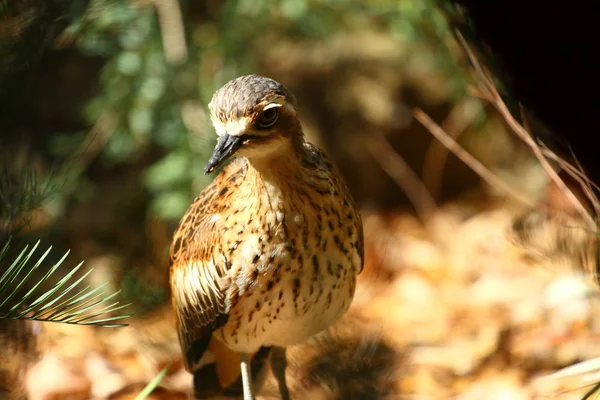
[210,102,286,137]
[262,103,283,111]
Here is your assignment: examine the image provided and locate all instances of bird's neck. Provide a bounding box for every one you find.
[244,137,305,182]
[239,140,309,208]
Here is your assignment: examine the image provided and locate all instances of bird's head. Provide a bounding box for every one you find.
[204,74,302,174]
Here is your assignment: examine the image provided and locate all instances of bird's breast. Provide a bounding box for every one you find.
[217,204,358,350]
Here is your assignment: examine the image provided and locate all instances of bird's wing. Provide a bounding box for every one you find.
[169,160,247,372]
[303,142,365,274]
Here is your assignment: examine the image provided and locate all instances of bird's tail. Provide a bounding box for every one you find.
[192,337,271,399]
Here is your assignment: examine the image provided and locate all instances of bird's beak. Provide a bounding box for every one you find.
[204,133,244,174]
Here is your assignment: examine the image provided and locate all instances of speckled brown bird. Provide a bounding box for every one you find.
[169,74,364,400]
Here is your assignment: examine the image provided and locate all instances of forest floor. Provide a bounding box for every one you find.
[25,194,600,400]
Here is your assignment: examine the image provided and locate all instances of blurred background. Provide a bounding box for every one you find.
[1,0,598,399]
[0,0,523,305]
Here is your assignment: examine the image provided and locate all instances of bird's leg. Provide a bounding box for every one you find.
[271,346,290,400]
[240,353,254,400]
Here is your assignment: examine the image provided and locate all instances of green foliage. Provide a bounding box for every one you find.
[3,0,472,318]
[45,0,466,222]
[0,239,131,327]
[582,382,600,400]
[0,162,57,234]
[134,364,171,400]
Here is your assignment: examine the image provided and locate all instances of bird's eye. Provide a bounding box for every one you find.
[256,107,279,128]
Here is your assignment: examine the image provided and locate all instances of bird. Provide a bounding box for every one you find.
[169,74,364,400]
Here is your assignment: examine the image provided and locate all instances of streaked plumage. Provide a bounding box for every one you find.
[169,74,364,399]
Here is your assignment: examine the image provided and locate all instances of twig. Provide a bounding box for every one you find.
[422,97,482,199]
[152,0,187,65]
[568,150,600,217]
[539,147,599,189]
[366,135,436,221]
[456,31,595,228]
[520,107,598,216]
[414,109,536,208]
[539,145,600,212]
[541,145,600,218]
[454,30,497,99]
[493,90,593,226]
